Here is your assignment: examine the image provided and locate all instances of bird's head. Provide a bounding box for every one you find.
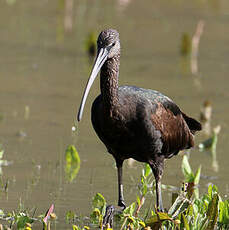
[97,29,120,59]
[77,29,120,122]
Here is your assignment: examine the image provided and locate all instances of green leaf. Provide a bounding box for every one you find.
[0,149,4,159]
[180,33,191,56]
[208,184,213,199]
[144,163,151,178]
[206,193,219,230]
[66,210,76,223]
[212,184,218,194]
[182,155,192,174]
[142,183,148,196]
[198,126,220,152]
[72,225,79,230]
[182,155,194,182]
[146,212,173,229]
[194,165,201,185]
[168,193,191,218]
[219,200,229,225]
[92,193,106,211]
[136,195,141,206]
[123,202,136,216]
[198,217,209,230]
[17,215,33,229]
[0,209,4,216]
[65,145,80,164]
[65,145,81,182]
[181,213,190,230]
[198,137,214,151]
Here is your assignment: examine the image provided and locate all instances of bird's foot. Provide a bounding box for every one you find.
[156,205,164,213]
[102,203,126,229]
[118,200,126,210]
[102,205,115,229]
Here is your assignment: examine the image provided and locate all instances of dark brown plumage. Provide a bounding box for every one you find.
[77,29,201,216]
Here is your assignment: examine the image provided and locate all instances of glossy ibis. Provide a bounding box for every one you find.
[77,29,201,217]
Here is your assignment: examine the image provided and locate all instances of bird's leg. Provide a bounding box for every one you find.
[116,159,126,209]
[149,157,164,212]
[155,177,163,212]
[102,158,125,229]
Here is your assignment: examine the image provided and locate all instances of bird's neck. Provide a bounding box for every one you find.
[100,55,120,117]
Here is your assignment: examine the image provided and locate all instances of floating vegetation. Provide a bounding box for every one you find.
[87,184,228,230]
[199,125,221,172]
[85,32,97,57]
[180,20,205,75]
[191,20,205,75]
[43,204,57,230]
[0,160,228,229]
[200,101,212,123]
[200,100,212,136]
[5,0,16,6]
[65,145,81,182]
[16,130,27,139]
[0,203,56,230]
[199,126,221,152]
[0,113,4,122]
[24,105,30,120]
[180,33,191,56]
[181,155,201,198]
[0,145,12,175]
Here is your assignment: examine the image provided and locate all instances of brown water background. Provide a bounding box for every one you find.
[0,0,229,228]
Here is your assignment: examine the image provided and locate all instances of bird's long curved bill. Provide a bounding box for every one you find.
[77,48,109,121]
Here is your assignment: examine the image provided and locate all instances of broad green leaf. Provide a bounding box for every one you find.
[65,145,80,182]
[92,193,106,211]
[65,145,80,164]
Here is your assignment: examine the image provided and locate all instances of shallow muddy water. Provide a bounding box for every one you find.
[0,0,229,228]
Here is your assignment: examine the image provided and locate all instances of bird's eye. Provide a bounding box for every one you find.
[111,42,116,47]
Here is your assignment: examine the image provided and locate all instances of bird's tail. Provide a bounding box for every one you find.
[182,112,202,134]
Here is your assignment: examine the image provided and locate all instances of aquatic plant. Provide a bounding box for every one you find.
[85,32,97,57]
[65,144,81,182]
[88,184,228,230]
[180,33,191,56]
[0,147,228,229]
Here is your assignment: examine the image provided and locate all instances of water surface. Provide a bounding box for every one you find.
[0,0,229,228]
